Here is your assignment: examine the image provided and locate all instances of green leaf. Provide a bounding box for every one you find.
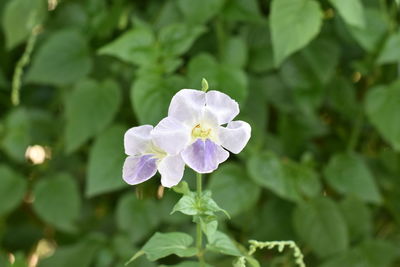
[377,31,400,64]
[32,173,81,232]
[323,152,381,204]
[159,23,206,57]
[208,163,260,217]
[348,8,388,52]
[138,232,197,261]
[1,108,30,162]
[270,0,323,66]
[187,53,248,104]
[247,152,321,202]
[221,37,248,69]
[339,197,372,242]
[178,0,225,25]
[86,125,127,197]
[160,262,213,267]
[116,194,161,243]
[171,193,198,216]
[26,29,92,86]
[2,0,46,50]
[328,0,365,28]
[131,74,184,125]
[320,240,399,267]
[207,231,242,257]
[366,82,400,151]
[0,165,27,216]
[293,197,349,258]
[222,0,264,23]
[40,234,105,267]
[65,79,121,153]
[172,191,230,218]
[98,26,157,66]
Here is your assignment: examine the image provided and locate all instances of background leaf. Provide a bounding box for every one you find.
[0,165,27,217]
[293,197,349,258]
[270,0,323,66]
[65,79,121,153]
[86,125,127,197]
[32,173,81,232]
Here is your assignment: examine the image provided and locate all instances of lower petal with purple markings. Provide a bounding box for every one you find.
[181,139,229,173]
[122,154,158,185]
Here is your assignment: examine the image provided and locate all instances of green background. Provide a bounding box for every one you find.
[0,0,400,266]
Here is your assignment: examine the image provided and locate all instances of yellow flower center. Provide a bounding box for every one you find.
[192,124,212,139]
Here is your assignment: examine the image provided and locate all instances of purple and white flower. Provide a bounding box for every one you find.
[152,89,251,174]
[123,125,185,187]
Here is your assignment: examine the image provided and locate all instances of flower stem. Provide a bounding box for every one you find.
[196,172,205,267]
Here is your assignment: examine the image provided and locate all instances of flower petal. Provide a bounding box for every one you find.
[122,155,157,185]
[168,89,205,126]
[218,121,251,154]
[152,116,191,155]
[158,154,185,188]
[205,90,239,125]
[181,139,229,173]
[124,125,153,156]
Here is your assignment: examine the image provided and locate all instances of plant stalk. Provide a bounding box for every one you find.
[196,172,205,267]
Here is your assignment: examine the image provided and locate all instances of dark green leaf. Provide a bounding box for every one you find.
[159,23,206,57]
[328,0,365,28]
[339,197,372,242]
[98,26,157,66]
[187,53,248,104]
[2,0,46,49]
[65,79,121,153]
[1,108,30,162]
[320,240,399,267]
[116,194,161,243]
[378,31,400,64]
[0,165,27,216]
[348,8,387,51]
[270,0,323,66]
[293,197,349,258]
[27,29,92,86]
[32,173,81,232]
[366,82,400,151]
[140,232,197,261]
[40,234,105,267]
[324,152,381,203]
[131,74,184,125]
[178,0,225,25]
[207,231,242,257]
[86,125,127,197]
[208,163,260,217]
[247,152,320,202]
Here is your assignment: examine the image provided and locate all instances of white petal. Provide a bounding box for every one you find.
[168,89,206,126]
[158,154,185,188]
[124,125,153,156]
[218,121,251,154]
[122,155,157,185]
[152,116,191,155]
[181,139,229,173]
[205,90,239,125]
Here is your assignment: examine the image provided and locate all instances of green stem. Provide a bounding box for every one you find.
[11,26,41,106]
[196,172,205,267]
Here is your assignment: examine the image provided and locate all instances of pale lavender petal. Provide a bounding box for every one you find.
[122,155,157,185]
[205,90,239,125]
[124,125,153,156]
[168,89,205,126]
[218,121,251,154]
[151,116,190,155]
[181,139,229,173]
[158,154,185,188]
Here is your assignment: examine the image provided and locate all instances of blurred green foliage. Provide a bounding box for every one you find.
[0,0,400,266]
